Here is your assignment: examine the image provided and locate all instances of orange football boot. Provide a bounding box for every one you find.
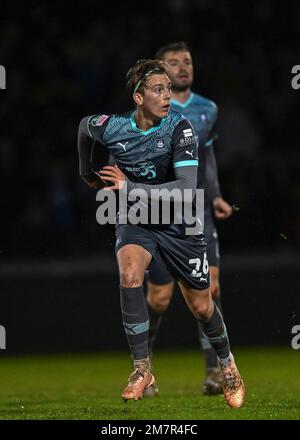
[220,355,245,408]
[122,368,155,401]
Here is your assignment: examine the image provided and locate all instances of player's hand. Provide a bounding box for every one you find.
[213,197,233,220]
[98,165,127,190]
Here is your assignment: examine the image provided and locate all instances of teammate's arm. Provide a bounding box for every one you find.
[205,135,232,219]
[205,140,222,201]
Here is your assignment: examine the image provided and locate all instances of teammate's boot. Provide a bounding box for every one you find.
[202,367,223,395]
[143,381,159,397]
[219,354,245,408]
[122,368,155,401]
[142,360,159,397]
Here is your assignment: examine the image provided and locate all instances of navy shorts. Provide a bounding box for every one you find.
[115,224,210,291]
[147,211,220,285]
[204,213,220,268]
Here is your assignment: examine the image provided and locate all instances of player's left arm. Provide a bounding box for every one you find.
[77,114,110,189]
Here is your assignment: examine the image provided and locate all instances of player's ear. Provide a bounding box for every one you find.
[133,92,144,106]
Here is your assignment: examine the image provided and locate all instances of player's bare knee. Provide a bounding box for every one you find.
[210,281,220,300]
[147,283,172,313]
[188,291,213,320]
[194,301,213,320]
[120,270,143,288]
[149,292,170,313]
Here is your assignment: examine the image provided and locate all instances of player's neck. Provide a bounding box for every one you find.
[172,88,191,104]
[134,110,162,132]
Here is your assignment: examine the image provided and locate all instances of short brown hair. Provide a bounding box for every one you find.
[155,41,191,60]
[126,59,167,94]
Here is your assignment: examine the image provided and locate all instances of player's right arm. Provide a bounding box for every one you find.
[202,102,232,220]
[204,131,233,220]
[204,134,222,201]
[77,114,110,188]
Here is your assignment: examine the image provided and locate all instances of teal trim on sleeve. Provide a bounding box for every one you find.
[205,133,218,147]
[204,138,214,147]
[173,160,198,168]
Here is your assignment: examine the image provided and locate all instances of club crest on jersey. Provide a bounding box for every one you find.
[90,115,109,126]
[156,139,165,149]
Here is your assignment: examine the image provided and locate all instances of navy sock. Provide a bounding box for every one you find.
[147,302,163,356]
[120,286,149,361]
[198,302,230,360]
[214,295,223,315]
[198,295,223,369]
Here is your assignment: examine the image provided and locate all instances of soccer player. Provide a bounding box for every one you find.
[145,42,233,396]
[77,59,245,408]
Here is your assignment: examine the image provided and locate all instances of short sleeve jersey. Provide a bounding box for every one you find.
[170,93,218,189]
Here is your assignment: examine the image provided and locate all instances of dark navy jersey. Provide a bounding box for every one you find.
[87,109,198,185]
[85,109,200,234]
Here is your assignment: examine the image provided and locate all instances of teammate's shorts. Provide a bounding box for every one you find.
[147,252,174,285]
[115,224,209,291]
[204,212,220,268]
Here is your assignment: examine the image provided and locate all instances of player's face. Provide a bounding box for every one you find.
[162,50,193,91]
[141,74,172,119]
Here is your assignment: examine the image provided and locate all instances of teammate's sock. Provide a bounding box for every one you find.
[120,286,149,362]
[198,302,230,360]
[198,295,223,369]
[198,323,218,369]
[214,294,223,316]
[147,302,163,356]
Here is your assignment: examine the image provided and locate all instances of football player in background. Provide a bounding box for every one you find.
[145,42,233,396]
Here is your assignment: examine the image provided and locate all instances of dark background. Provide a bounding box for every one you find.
[0,0,299,354]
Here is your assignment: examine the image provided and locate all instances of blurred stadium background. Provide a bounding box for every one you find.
[0,0,299,419]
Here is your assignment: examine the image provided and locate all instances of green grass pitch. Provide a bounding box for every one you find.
[0,348,299,420]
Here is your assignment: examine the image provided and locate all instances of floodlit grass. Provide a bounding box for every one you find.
[0,348,299,420]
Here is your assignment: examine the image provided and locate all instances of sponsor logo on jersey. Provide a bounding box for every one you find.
[116,141,128,151]
[179,127,195,146]
[185,149,196,159]
[179,136,195,147]
[125,161,156,179]
[183,128,193,139]
[90,115,109,126]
